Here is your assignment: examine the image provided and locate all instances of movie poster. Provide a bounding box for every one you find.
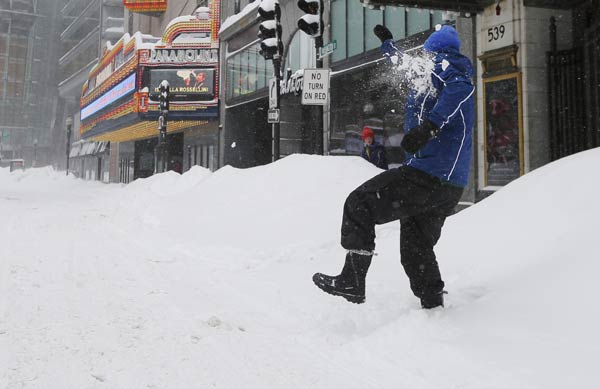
[484,73,523,187]
[150,68,215,101]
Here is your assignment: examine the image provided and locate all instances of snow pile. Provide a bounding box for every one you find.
[105,31,161,53]
[114,155,377,249]
[2,151,600,388]
[124,165,212,196]
[0,166,98,192]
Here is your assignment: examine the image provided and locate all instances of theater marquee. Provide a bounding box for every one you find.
[149,49,219,65]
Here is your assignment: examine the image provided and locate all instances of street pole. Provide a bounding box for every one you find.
[65,117,72,176]
[157,80,170,173]
[259,0,283,162]
[273,2,282,161]
[314,0,325,155]
[273,58,281,161]
[187,144,192,170]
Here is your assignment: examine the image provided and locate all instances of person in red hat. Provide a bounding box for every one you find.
[360,127,388,170]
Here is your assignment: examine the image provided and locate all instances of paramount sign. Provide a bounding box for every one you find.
[149,49,219,64]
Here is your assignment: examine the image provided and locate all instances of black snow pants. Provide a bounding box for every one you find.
[341,165,463,298]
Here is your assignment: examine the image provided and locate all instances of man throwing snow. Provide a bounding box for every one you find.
[313,24,475,309]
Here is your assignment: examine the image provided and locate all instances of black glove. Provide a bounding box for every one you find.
[401,120,441,154]
[374,24,393,43]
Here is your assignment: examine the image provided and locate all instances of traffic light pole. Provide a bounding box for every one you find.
[273,57,281,161]
[157,115,167,173]
[273,2,282,161]
[258,0,283,162]
[66,119,72,176]
[314,0,324,155]
[157,80,169,173]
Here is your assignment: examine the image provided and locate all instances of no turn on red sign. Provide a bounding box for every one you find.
[301,69,330,106]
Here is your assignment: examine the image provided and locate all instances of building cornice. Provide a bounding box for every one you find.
[358,0,495,12]
[219,2,260,42]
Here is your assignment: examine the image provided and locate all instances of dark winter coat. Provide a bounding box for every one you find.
[361,143,388,170]
[380,27,475,187]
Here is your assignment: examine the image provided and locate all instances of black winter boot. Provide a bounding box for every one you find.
[312,251,372,304]
[420,291,447,309]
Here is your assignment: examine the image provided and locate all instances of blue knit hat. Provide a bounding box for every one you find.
[424,25,461,52]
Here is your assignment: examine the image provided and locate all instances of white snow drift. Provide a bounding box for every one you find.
[1,151,599,388]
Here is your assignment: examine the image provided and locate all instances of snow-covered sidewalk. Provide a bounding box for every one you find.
[1,153,599,388]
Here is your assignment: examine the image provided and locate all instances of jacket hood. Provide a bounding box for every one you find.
[424,25,460,53]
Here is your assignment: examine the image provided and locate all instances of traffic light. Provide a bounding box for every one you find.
[258,0,283,60]
[159,80,170,113]
[297,0,322,38]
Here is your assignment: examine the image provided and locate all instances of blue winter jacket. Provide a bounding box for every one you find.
[381,28,475,187]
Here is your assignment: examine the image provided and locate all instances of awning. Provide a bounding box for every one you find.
[69,140,108,158]
[91,120,210,143]
[523,0,587,9]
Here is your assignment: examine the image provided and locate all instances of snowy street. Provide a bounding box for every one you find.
[1,153,600,388]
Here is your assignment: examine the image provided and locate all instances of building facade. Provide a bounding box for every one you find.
[475,0,599,195]
[76,0,220,183]
[58,0,125,180]
[53,0,600,197]
[219,0,475,198]
[351,0,600,200]
[219,0,599,204]
[219,0,450,162]
[0,0,62,167]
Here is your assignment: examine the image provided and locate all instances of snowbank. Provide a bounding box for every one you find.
[1,151,599,388]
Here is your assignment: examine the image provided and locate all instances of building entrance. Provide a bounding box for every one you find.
[134,133,184,179]
[549,16,600,160]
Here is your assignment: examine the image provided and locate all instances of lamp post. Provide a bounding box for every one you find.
[187,144,192,170]
[33,138,37,167]
[66,117,73,176]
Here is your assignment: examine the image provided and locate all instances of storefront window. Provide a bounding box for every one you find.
[331,0,347,62]
[240,49,249,94]
[365,8,384,51]
[432,11,443,27]
[330,1,442,64]
[226,59,234,100]
[407,9,431,36]
[347,1,365,57]
[484,73,524,187]
[226,43,273,101]
[330,65,407,164]
[248,50,257,93]
[256,52,267,90]
[233,54,241,95]
[385,7,406,41]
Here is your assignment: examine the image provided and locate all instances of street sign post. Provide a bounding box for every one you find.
[268,109,280,123]
[317,40,337,59]
[301,68,330,106]
[269,78,278,109]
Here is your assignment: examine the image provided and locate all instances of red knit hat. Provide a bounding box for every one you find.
[362,127,374,140]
